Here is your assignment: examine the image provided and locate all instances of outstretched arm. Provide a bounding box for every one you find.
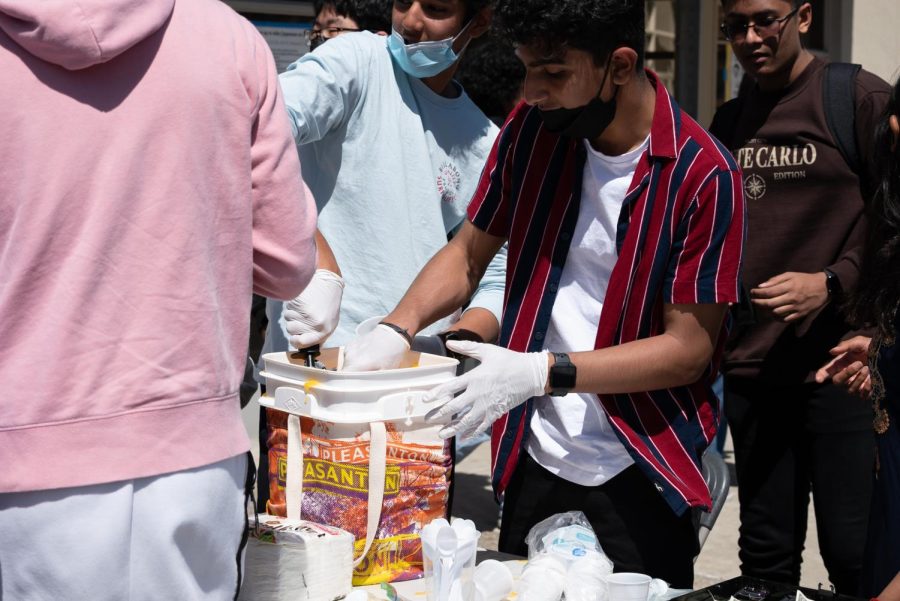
[386,220,506,336]
[426,302,728,439]
[566,302,728,394]
[341,221,505,371]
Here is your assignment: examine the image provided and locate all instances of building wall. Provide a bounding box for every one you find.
[850,0,900,84]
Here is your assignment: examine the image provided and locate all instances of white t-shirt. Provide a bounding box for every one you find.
[526,135,650,487]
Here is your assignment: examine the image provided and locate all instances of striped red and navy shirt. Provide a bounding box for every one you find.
[468,72,745,515]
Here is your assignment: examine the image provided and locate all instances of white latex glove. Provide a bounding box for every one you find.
[423,341,549,440]
[279,269,344,349]
[341,319,410,371]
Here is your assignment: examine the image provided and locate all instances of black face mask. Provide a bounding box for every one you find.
[539,57,619,139]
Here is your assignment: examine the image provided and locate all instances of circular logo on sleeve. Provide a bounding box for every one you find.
[744,173,767,200]
[437,161,462,204]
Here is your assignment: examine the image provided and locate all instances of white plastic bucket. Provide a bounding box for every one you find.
[259,347,458,423]
[257,347,459,576]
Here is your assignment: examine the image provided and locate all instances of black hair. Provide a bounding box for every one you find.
[720,0,801,8]
[314,0,392,33]
[846,77,900,338]
[457,34,525,124]
[461,0,493,20]
[494,0,644,68]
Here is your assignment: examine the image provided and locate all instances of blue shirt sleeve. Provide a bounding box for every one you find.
[466,242,507,324]
[277,33,372,144]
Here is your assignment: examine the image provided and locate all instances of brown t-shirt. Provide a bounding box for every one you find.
[710,57,890,383]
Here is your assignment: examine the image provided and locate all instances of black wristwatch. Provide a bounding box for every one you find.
[824,268,842,298]
[548,352,577,397]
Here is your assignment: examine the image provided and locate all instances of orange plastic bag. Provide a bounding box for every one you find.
[265,408,452,585]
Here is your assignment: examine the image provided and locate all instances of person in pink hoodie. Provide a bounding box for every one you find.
[0,0,317,599]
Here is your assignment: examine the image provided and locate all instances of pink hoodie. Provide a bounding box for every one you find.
[0,0,317,492]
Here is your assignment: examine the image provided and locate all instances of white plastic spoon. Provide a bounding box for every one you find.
[436,526,458,601]
[445,537,477,601]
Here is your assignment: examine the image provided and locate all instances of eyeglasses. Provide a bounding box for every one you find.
[720,7,799,42]
[308,26,361,44]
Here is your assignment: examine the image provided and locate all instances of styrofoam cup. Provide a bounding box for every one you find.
[565,552,613,601]
[517,554,566,601]
[606,573,652,601]
[474,560,514,601]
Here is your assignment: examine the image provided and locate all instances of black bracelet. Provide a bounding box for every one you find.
[437,328,484,345]
[379,321,413,345]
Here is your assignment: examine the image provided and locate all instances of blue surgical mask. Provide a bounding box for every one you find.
[387,21,472,79]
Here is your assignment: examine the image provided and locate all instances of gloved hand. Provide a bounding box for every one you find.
[280,269,344,349]
[423,341,549,440]
[341,318,410,371]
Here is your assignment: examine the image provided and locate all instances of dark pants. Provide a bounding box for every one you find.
[498,454,699,588]
[725,376,875,593]
[256,404,270,509]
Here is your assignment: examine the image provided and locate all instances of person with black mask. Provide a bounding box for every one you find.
[342,0,746,587]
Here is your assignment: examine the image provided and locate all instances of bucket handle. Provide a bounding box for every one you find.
[285,416,387,568]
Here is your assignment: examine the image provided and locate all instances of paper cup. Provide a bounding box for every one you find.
[606,573,652,601]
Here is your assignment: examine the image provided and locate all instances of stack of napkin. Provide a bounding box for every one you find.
[238,514,354,601]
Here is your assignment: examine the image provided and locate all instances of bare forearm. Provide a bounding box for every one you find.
[567,334,713,394]
[386,241,482,335]
[314,229,340,275]
[386,221,504,336]
[559,303,728,394]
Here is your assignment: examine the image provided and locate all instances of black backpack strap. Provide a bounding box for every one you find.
[710,96,745,149]
[823,62,861,176]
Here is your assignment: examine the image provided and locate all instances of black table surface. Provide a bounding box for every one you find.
[672,577,866,601]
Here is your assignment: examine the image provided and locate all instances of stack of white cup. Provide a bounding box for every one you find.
[421,518,480,601]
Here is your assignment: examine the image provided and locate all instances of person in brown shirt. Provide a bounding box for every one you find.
[710,0,890,593]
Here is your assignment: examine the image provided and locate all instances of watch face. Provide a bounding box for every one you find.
[825,270,840,296]
[550,353,577,395]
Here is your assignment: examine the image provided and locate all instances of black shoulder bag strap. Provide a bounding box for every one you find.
[823,62,862,177]
[710,96,756,328]
[711,96,746,150]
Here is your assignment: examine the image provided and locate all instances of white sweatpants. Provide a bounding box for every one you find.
[0,453,249,601]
